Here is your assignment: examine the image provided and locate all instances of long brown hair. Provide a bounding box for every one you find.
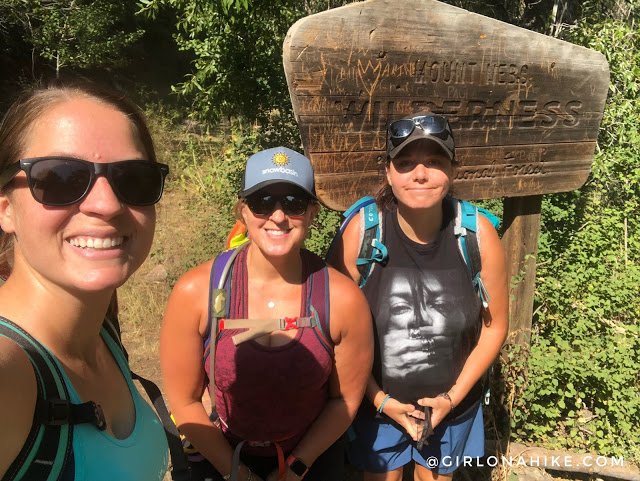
[0,80,157,271]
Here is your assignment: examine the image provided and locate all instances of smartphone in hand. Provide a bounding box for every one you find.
[416,405,433,450]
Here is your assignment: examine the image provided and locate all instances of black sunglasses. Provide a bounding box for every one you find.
[0,156,169,207]
[388,115,449,147]
[245,193,311,217]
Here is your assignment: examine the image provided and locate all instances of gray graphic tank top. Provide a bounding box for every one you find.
[362,197,483,410]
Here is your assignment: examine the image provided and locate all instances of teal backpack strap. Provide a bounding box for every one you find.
[355,200,387,287]
[0,317,89,481]
[454,198,500,309]
[0,315,189,481]
[326,196,387,288]
[452,198,501,406]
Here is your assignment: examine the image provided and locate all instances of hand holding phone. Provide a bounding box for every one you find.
[416,405,433,450]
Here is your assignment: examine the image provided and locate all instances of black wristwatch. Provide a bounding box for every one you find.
[286,455,309,478]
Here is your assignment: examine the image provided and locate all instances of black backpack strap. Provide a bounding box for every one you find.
[0,317,75,481]
[131,372,191,481]
[103,316,191,481]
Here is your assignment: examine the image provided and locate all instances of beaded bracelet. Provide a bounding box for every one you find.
[378,394,391,413]
[437,392,455,413]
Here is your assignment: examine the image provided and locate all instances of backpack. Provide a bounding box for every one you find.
[326,195,500,307]
[0,313,190,481]
[202,242,332,481]
[326,195,500,406]
[205,242,333,404]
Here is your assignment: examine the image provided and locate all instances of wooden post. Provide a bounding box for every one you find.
[502,195,542,347]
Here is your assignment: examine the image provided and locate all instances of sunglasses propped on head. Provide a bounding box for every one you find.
[386,113,455,160]
[388,115,449,147]
[0,156,169,207]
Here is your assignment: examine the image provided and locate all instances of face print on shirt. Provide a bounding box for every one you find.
[379,268,466,389]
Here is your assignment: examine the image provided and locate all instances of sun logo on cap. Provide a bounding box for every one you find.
[272,152,290,166]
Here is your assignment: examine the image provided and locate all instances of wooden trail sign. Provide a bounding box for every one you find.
[283,0,609,211]
[283,0,609,345]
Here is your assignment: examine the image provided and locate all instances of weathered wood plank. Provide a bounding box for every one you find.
[311,141,595,207]
[283,0,609,210]
[502,196,542,345]
[299,113,603,151]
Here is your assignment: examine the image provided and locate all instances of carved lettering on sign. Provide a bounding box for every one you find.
[413,60,529,86]
[456,149,548,181]
[283,0,609,209]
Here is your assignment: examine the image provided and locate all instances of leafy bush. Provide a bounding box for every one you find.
[507,6,640,462]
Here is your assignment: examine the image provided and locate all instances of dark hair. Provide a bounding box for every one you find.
[0,80,157,270]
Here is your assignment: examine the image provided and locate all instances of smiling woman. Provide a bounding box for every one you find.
[160,147,373,481]
[328,112,509,481]
[0,82,169,481]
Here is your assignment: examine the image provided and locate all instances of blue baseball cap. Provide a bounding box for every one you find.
[239,147,317,199]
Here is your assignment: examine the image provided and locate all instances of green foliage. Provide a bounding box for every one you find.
[2,0,144,74]
[138,0,299,126]
[306,206,340,258]
[171,120,263,271]
[507,2,640,462]
[138,0,355,129]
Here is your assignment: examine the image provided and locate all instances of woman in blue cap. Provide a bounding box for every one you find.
[161,147,373,481]
[329,112,508,481]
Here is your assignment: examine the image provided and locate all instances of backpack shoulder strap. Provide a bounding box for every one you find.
[455,198,481,280]
[326,196,387,288]
[205,244,246,413]
[303,251,333,354]
[0,317,75,481]
[453,197,501,308]
[101,316,191,481]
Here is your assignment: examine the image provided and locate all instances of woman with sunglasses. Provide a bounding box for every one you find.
[161,147,373,481]
[329,112,508,481]
[0,82,170,480]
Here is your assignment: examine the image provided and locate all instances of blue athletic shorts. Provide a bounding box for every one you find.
[347,401,484,475]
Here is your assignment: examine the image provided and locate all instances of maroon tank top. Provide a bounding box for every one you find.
[204,247,333,456]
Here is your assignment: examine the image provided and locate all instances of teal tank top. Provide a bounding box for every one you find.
[46,328,169,481]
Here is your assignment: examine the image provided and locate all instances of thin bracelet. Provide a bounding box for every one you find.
[437,392,455,413]
[378,394,391,413]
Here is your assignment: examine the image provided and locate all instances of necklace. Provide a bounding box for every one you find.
[266,281,299,309]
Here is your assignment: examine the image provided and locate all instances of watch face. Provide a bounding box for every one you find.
[288,458,308,476]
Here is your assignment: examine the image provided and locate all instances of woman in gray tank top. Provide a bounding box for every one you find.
[329,112,508,481]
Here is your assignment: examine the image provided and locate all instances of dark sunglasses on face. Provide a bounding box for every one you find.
[388,115,449,147]
[0,156,169,207]
[245,193,311,217]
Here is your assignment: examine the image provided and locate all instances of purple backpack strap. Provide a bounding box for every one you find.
[204,245,246,401]
[303,250,333,354]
